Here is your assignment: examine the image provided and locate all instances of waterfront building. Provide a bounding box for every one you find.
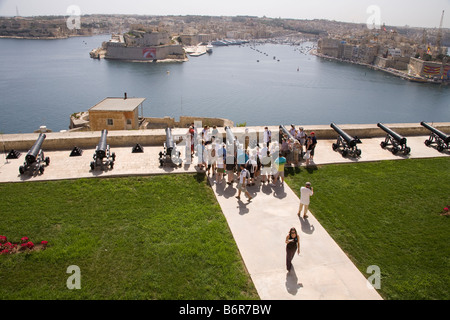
[409,57,450,80]
[94,29,187,62]
[88,95,146,131]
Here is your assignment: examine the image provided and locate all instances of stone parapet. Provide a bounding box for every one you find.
[1,123,449,151]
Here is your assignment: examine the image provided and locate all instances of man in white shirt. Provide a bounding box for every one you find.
[236,165,252,201]
[298,182,314,219]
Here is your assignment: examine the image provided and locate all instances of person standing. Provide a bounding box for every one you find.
[296,127,306,157]
[211,125,219,140]
[285,227,300,272]
[293,140,301,166]
[226,153,236,185]
[304,136,313,166]
[298,182,314,219]
[289,125,296,138]
[188,126,195,157]
[273,154,286,185]
[309,132,317,162]
[236,165,252,201]
[263,127,272,148]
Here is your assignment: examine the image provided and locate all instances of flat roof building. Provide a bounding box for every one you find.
[89,94,146,131]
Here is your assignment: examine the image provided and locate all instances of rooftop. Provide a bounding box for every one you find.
[89,97,146,112]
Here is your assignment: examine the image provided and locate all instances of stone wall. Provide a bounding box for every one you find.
[409,57,450,79]
[2,123,449,152]
[144,116,234,129]
[105,44,186,61]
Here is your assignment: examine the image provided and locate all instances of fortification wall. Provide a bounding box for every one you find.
[105,44,185,61]
[2,123,449,152]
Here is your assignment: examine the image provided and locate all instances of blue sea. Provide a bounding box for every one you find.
[0,35,448,134]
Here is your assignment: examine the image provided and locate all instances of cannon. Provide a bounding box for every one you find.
[330,123,362,157]
[279,125,296,141]
[377,123,411,155]
[421,122,450,152]
[225,126,235,146]
[159,127,182,167]
[225,126,237,151]
[19,133,50,175]
[90,130,115,170]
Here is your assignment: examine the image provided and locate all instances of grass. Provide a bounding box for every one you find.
[285,157,450,300]
[2,158,449,300]
[0,174,258,300]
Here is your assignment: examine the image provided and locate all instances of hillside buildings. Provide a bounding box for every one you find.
[317,27,449,82]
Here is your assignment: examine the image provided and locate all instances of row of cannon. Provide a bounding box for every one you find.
[10,129,115,175]
[9,122,450,175]
[330,122,450,158]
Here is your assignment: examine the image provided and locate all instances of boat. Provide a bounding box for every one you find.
[206,43,213,53]
[185,44,207,57]
[211,40,228,46]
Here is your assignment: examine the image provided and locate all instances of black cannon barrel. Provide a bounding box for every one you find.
[26,133,46,164]
[330,123,358,147]
[225,126,235,145]
[96,129,108,159]
[279,125,295,141]
[165,127,175,151]
[377,123,407,145]
[421,122,450,144]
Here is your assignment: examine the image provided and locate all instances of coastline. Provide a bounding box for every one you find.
[0,34,97,40]
[312,50,448,86]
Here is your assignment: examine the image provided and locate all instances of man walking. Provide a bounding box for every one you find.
[298,182,314,219]
[236,165,252,201]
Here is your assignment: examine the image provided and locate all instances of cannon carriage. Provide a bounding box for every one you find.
[159,127,182,167]
[90,130,115,170]
[330,123,362,157]
[378,123,411,155]
[19,133,50,175]
[421,122,450,152]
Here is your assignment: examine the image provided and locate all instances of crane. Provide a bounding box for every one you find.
[436,10,445,55]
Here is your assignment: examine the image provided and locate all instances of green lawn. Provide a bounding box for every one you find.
[2,158,449,300]
[285,157,450,300]
[0,174,258,300]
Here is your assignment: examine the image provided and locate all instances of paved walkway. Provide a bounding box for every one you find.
[207,135,448,300]
[1,135,448,300]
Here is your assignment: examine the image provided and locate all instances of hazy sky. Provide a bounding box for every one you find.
[0,0,449,28]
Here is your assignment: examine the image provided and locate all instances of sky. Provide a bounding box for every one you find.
[0,0,449,28]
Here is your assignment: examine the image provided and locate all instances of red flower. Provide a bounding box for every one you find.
[0,235,7,244]
[41,241,48,246]
[26,241,34,249]
[1,249,9,255]
[21,237,29,243]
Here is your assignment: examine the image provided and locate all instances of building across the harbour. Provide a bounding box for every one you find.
[90,29,187,62]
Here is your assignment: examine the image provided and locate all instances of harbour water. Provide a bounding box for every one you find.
[0,35,449,134]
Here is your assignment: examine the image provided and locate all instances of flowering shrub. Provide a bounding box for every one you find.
[0,235,48,255]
